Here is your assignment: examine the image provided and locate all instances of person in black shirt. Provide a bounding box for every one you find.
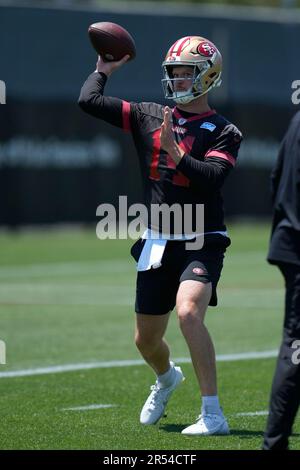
[79,36,242,435]
[263,111,300,450]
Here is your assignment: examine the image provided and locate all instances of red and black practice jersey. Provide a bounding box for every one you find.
[78,72,243,233]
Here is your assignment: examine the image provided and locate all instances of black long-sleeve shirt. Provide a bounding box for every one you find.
[79,71,243,233]
[268,111,300,266]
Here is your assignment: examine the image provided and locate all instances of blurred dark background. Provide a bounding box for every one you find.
[0,0,300,227]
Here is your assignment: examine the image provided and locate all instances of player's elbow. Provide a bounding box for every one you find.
[196,175,225,193]
[78,92,104,115]
[78,94,91,112]
[209,165,231,190]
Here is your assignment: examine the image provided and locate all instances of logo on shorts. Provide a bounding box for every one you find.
[193,267,205,275]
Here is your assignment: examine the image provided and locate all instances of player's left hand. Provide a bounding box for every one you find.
[160,106,176,154]
[160,107,185,164]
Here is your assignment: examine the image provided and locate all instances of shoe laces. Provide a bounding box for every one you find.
[196,413,222,424]
[148,383,167,408]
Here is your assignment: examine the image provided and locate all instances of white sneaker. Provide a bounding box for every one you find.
[181,413,230,436]
[140,364,185,425]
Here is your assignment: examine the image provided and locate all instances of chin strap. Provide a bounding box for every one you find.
[174,93,201,104]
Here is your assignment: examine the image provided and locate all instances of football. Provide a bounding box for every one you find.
[88,22,136,62]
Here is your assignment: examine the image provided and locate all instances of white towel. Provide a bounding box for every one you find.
[136,228,199,271]
[137,238,167,271]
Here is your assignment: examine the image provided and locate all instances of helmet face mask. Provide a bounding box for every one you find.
[162,62,210,104]
[161,36,222,104]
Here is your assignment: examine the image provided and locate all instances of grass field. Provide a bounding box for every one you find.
[0,222,299,450]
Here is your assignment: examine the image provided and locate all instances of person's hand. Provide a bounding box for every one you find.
[95,54,130,77]
[160,107,176,154]
[160,106,185,164]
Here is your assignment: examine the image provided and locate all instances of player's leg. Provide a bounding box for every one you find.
[174,238,230,435]
[177,278,229,435]
[134,263,185,425]
[136,311,185,425]
[176,279,216,396]
[135,312,171,375]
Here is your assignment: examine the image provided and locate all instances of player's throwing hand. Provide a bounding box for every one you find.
[95,54,130,77]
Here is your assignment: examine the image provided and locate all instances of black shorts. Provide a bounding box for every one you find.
[130,234,231,315]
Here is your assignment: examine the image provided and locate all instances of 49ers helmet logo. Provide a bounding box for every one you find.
[197,42,216,57]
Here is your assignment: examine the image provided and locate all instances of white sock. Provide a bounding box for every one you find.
[157,362,175,388]
[201,395,223,415]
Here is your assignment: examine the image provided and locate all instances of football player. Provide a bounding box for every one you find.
[79,36,243,435]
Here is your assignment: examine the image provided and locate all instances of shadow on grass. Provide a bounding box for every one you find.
[230,430,300,440]
[160,424,264,438]
[159,424,191,433]
[160,424,300,440]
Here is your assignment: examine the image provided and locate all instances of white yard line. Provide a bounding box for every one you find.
[61,404,117,411]
[61,407,269,415]
[235,411,269,417]
[0,349,278,379]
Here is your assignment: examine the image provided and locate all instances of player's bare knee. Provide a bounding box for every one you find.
[177,302,204,331]
[135,332,160,356]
